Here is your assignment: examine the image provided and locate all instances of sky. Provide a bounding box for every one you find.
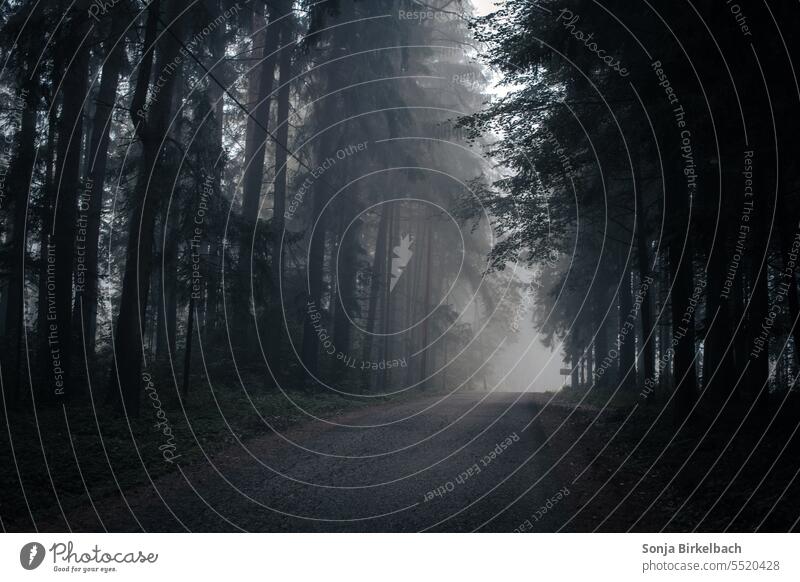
[472,0,502,17]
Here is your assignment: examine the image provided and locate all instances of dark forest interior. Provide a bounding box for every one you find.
[1,0,799,532]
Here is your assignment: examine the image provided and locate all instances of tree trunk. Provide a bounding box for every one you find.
[779,217,800,369]
[51,5,91,399]
[300,128,335,379]
[586,341,593,387]
[3,49,40,403]
[669,240,698,421]
[633,162,655,386]
[362,204,390,366]
[238,1,281,333]
[380,204,396,390]
[593,281,610,391]
[73,12,126,356]
[618,254,635,391]
[571,350,580,391]
[420,211,433,388]
[333,213,360,362]
[182,294,196,398]
[110,0,184,415]
[156,214,178,361]
[270,15,292,361]
[746,200,772,416]
[202,0,227,333]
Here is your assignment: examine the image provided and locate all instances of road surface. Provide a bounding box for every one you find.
[42,392,618,532]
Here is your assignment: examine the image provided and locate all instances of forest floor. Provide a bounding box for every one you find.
[2,389,799,532]
[0,374,377,531]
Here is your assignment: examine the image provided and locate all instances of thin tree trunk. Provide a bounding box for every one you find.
[746,202,772,416]
[420,211,433,388]
[780,220,800,368]
[669,240,698,421]
[633,162,655,386]
[618,254,635,390]
[182,294,196,398]
[570,350,579,390]
[362,204,390,366]
[380,204,396,390]
[270,12,293,363]
[586,341,594,386]
[593,280,610,391]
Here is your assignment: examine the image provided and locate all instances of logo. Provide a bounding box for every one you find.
[20,542,46,570]
[390,233,414,292]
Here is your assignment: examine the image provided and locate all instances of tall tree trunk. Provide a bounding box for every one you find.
[201,0,227,334]
[419,211,433,388]
[703,200,731,405]
[110,0,184,415]
[593,277,610,391]
[182,294,196,398]
[746,193,772,416]
[36,70,61,403]
[300,125,337,380]
[74,10,128,356]
[586,341,594,386]
[3,48,40,402]
[333,215,359,363]
[238,1,281,333]
[618,254,635,391]
[669,239,698,421]
[362,204,390,366]
[157,227,178,361]
[380,204,396,390]
[51,5,91,399]
[779,215,800,368]
[633,162,655,386]
[270,13,293,362]
[571,349,580,391]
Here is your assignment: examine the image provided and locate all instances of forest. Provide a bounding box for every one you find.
[0,0,799,533]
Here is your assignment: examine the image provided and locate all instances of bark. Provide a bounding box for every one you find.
[36,71,61,400]
[746,199,772,415]
[156,219,177,361]
[380,204,396,389]
[571,349,580,390]
[593,279,610,391]
[3,48,40,402]
[633,161,655,385]
[201,0,227,332]
[51,4,91,399]
[419,212,433,388]
[182,294,196,398]
[362,204,390,365]
[300,125,336,378]
[779,218,800,368]
[74,10,127,354]
[333,213,360,361]
[618,255,635,391]
[110,0,184,415]
[669,239,698,421]
[270,15,292,358]
[586,341,594,386]
[238,1,281,331]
